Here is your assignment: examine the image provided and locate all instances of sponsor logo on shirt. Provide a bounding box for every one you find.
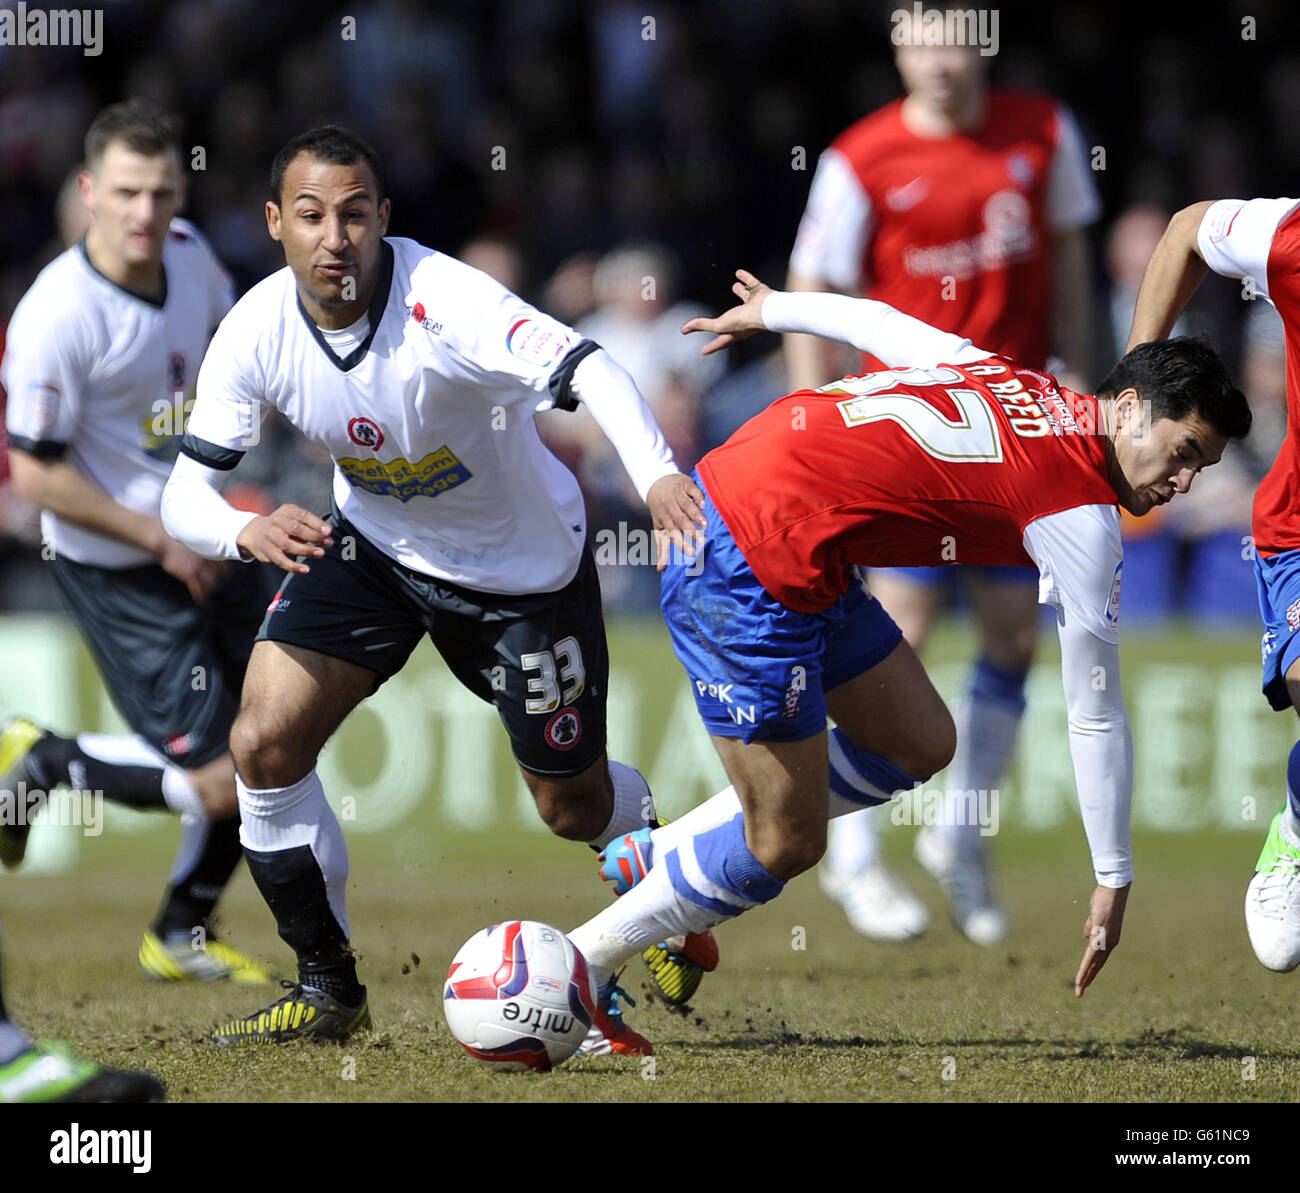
[139,393,193,463]
[506,319,572,367]
[902,189,1036,280]
[347,416,384,451]
[1105,560,1123,627]
[337,444,473,502]
[407,302,442,334]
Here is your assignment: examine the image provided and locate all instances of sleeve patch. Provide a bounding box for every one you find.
[506,319,575,367]
[22,382,63,439]
[1205,201,1244,244]
[1105,559,1123,628]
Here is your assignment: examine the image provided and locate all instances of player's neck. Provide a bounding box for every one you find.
[83,227,164,301]
[900,90,985,138]
[300,286,374,331]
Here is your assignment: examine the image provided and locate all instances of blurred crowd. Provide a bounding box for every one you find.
[0,0,1294,616]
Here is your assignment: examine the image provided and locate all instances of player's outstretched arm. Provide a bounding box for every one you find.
[161,452,332,573]
[683,269,990,370]
[680,270,776,355]
[1023,506,1134,996]
[563,348,706,567]
[1125,201,1214,350]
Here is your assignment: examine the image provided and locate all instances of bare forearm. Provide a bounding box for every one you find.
[1126,202,1213,350]
[8,452,163,555]
[783,270,853,390]
[1052,231,1095,379]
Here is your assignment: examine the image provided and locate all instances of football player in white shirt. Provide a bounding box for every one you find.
[0,101,274,985]
[1128,197,1300,972]
[162,126,710,1052]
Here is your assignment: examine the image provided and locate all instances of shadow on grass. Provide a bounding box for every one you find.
[676,1028,1294,1061]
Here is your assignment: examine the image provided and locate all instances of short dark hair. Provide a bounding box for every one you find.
[84,100,179,171]
[1096,337,1252,441]
[269,125,386,206]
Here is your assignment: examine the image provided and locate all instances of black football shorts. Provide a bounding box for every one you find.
[49,553,279,768]
[256,514,609,777]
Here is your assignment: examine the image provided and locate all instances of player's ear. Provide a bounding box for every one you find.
[377,197,391,236]
[77,169,94,209]
[266,200,282,243]
[175,172,189,216]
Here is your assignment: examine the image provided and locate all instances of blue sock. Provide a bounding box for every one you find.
[970,657,1028,715]
[1286,741,1300,823]
[665,813,784,918]
[828,726,928,807]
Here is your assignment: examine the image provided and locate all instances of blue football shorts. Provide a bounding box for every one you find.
[1255,547,1300,711]
[660,472,903,743]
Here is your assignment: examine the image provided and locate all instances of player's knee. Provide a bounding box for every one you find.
[229,713,307,789]
[886,706,956,780]
[524,772,609,842]
[750,824,825,880]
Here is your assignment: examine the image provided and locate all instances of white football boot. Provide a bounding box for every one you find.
[1245,807,1300,972]
[819,859,930,942]
[915,825,1008,946]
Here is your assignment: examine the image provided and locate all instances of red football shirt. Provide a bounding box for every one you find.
[697,357,1118,613]
[792,89,1099,372]
[1197,197,1300,557]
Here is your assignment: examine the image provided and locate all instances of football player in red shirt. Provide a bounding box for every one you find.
[574,271,1248,1015]
[785,7,1099,945]
[1129,197,1300,972]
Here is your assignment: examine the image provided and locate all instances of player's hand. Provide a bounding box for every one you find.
[157,536,226,604]
[647,472,707,572]
[1074,882,1130,997]
[236,504,334,575]
[681,269,774,355]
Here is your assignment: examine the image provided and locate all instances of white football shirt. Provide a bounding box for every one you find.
[181,237,677,594]
[2,219,233,567]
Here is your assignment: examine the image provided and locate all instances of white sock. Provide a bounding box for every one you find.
[941,689,1023,853]
[589,760,657,850]
[236,770,350,936]
[571,852,735,975]
[75,732,208,819]
[649,786,740,854]
[166,813,210,892]
[652,782,884,873]
[825,809,881,875]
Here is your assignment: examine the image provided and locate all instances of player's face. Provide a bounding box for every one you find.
[1111,393,1227,516]
[895,37,984,112]
[80,143,184,270]
[267,153,390,328]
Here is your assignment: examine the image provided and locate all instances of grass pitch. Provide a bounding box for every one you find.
[3,822,1296,1103]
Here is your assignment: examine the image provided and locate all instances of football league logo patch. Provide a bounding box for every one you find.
[544,707,582,751]
[1105,561,1123,628]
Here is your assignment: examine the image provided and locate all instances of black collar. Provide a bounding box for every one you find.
[296,240,394,372]
[78,237,168,308]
